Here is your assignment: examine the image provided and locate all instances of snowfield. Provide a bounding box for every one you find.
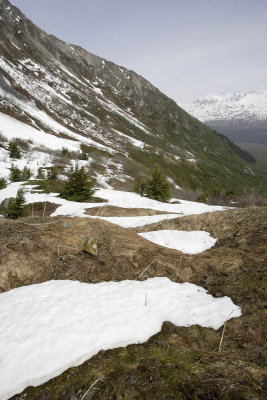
[0,183,228,228]
[0,278,241,400]
[138,230,217,254]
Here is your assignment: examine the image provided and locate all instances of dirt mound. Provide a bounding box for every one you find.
[0,207,266,400]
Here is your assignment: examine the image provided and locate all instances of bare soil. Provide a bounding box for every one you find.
[85,205,172,217]
[0,206,266,400]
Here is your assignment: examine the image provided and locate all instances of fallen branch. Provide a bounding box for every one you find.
[218,322,227,352]
[218,310,234,352]
[66,254,92,269]
[138,258,157,279]
[81,376,103,400]
[42,201,46,220]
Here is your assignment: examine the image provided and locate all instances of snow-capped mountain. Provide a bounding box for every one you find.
[183,91,267,126]
[183,91,267,144]
[0,0,264,192]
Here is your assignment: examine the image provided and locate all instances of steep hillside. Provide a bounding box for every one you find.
[183,91,267,145]
[0,0,265,193]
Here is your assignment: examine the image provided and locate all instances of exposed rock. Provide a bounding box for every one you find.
[82,236,98,256]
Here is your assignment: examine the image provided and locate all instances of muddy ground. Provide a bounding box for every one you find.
[0,206,266,400]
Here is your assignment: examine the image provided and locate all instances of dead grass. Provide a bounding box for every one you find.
[85,205,171,217]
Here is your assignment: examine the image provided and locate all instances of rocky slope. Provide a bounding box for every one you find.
[0,0,264,193]
[183,91,267,145]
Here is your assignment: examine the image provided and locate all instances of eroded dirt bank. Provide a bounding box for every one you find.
[0,206,266,400]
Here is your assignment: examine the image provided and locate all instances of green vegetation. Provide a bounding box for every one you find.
[9,164,22,182]
[78,144,89,160]
[21,166,31,180]
[0,178,7,190]
[134,166,170,202]
[26,179,65,194]
[61,147,71,158]
[47,166,59,181]
[237,142,267,176]
[36,167,46,180]
[8,141,21,159]
[9,165,31,182]
[60,163,95,201]
[3,188,27,219]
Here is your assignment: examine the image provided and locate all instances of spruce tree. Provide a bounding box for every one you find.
[36,167,45,179]
[47,167,58,180]
[21,166,31,180]
[133,176,146,196]
[8,142,21,159]
[3,188,27,219]
[60,163,95,202]
[9,164,22,182]
[0,178,7,190]
[144,165,170,202]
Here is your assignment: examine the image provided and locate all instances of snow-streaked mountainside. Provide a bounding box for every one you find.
[0,0,265,192]
[183,91,267,145]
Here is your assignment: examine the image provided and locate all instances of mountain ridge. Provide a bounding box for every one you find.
[183,90,267,146]
[0,0,265,193]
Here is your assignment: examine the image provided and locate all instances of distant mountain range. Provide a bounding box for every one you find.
[183,91,267,145]
[0,0,265,193]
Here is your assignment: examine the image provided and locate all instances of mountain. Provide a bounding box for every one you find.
[0,0,265,194]
[183,91,267,145]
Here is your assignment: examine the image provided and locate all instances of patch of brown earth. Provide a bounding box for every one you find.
[0,206,266,400]
[85,205,172,217]
[28,202,59,217]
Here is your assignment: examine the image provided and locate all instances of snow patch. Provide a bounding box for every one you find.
[139,230,216,254]
[0,278,241,400]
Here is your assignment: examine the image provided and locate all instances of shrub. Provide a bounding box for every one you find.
[0,177,7,190]
[62,147,70,157]
[47,166,58,180]
[144,165,170,202]
[8,142,21,159]
[78,151,88,160]
[14,138,30,151]
[36,167,45,179]
[60,163,95,201]
[9,164,22,182]
[3,188,27,219]
[0,133,8,142]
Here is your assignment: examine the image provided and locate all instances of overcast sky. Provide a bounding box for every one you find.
[10,0,267,104]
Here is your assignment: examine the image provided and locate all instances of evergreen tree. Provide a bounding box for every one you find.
[62,147,70,157]
[60,163,95,202]
[144,165,170,202]
[78,144,89,160]
[21,166,31,180]
[36,167,45,179]
[0,178,7,190]
[133,176,146,196]
[8,142,21,159]
[9,164,22,182]
[47,166,58,180]
[3,188,27,219]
